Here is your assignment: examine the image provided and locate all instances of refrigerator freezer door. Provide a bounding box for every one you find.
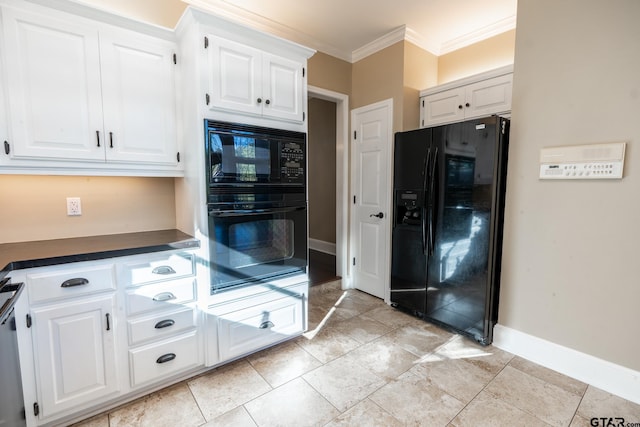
[425,116,503,344]
[392,128,431,191]
[390,128,431,314]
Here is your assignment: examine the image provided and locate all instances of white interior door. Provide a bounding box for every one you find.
[350,99,393,299]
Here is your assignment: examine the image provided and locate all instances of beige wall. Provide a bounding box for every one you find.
[501,0,640,371]
[308,98,337,244]
[438,30,516,85]
[0,175,176,243]
[352,42,405,133]
[403,41,438,131]
[308,52,352,98]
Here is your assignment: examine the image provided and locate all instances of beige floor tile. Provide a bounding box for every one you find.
[509,356,588,397]
[247,341,322,388]
[332,313,393,344]
[569,415,594,427]
[307,304,341,330]
[188,360,272,421]
[324,399,404,427]
[297,325,362,363]
[484,365,582,427]
[382,322,453,357]
[346,289,383,305]
[449,390,550,427]
[244,378,340,427]
[331,292,381,320]
[71,413,109,427]
[359,304,417,329]
[108,383,205,427]
[201,406,257,427]
[576,386,640,422]
[344,335,419,380]
[410,356,496,403]
[369,371,465,426]
[425,334,514,376]
[303,355,387,411]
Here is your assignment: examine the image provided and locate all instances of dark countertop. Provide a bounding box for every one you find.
[0,229,200,282]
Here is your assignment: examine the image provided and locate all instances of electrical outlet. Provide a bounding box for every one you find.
[66,197,82,216]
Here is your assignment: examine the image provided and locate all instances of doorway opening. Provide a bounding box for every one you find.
[307,86,349,287]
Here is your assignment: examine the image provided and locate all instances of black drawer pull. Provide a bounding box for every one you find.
[61,278,89,288]
[106,313,111,331]
[153,292,176,302]
[152,266,177,275]
[156,353,176,364]
[154,319,175,329]
[259,321,275,329]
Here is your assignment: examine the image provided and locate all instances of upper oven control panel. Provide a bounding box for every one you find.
[280,141,305,183]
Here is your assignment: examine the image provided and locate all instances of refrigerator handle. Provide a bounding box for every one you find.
[422,148,431,254]
[428,146,439,256]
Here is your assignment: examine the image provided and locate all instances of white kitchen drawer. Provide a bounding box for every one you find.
[216,293,306,361]
[127,307,197,346]
[126,278,196,316]
[27,263,116,304]
[210,282,308,315]
[122,251,195,287]
[128,331,200,387]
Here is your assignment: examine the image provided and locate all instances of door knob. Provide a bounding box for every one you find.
[370,212,384,219]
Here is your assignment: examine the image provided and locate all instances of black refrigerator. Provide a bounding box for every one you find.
[391,115,509,345]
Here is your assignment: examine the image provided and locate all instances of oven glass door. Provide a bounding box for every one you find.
[206,129,278,185]
[208,205,307,292]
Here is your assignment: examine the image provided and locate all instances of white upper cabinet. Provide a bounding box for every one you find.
[2,6,105,161]
[0,1,182,175]
[261,53,304,122]
[206,35,305,123]
[100,29,178,165]
[420,65,513,127]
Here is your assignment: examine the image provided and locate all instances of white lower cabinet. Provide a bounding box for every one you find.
[31,294,119,419]
[15,261,120,424]
[122,251,202,390]
[207,282,308,364]
[14,251,308,426]
[128,331,199,387]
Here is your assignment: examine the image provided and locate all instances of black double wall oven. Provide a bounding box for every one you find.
[205,120,308,293]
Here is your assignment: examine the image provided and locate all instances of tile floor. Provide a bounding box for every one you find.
[75,280,640,427]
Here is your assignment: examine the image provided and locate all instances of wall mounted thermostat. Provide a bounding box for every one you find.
[539,141,626,180]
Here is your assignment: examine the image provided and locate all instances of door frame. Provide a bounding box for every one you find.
[349,98,394,299]
[307,85,350,285]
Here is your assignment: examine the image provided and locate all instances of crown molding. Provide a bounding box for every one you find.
[351,25,406,63]
[404,26,440,56]
[440,15,517,55]
[182,0,350,61]
[181,1,516,62]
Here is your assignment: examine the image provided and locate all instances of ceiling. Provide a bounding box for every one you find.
[184,0,517,62]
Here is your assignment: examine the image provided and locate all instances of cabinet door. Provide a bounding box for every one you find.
[1,6,105,161]
[261,53,304,122]
[217,294,305,362]
[207,36,262,116]
[100,30,179,166]
[31,295,118,419]
[464,74,513,120]
[421,87,466,127]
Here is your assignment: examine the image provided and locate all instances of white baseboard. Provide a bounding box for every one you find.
[493,324,640,405]
[308,238,336,256]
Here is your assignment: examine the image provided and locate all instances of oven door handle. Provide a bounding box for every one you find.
[208,206,306,217]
